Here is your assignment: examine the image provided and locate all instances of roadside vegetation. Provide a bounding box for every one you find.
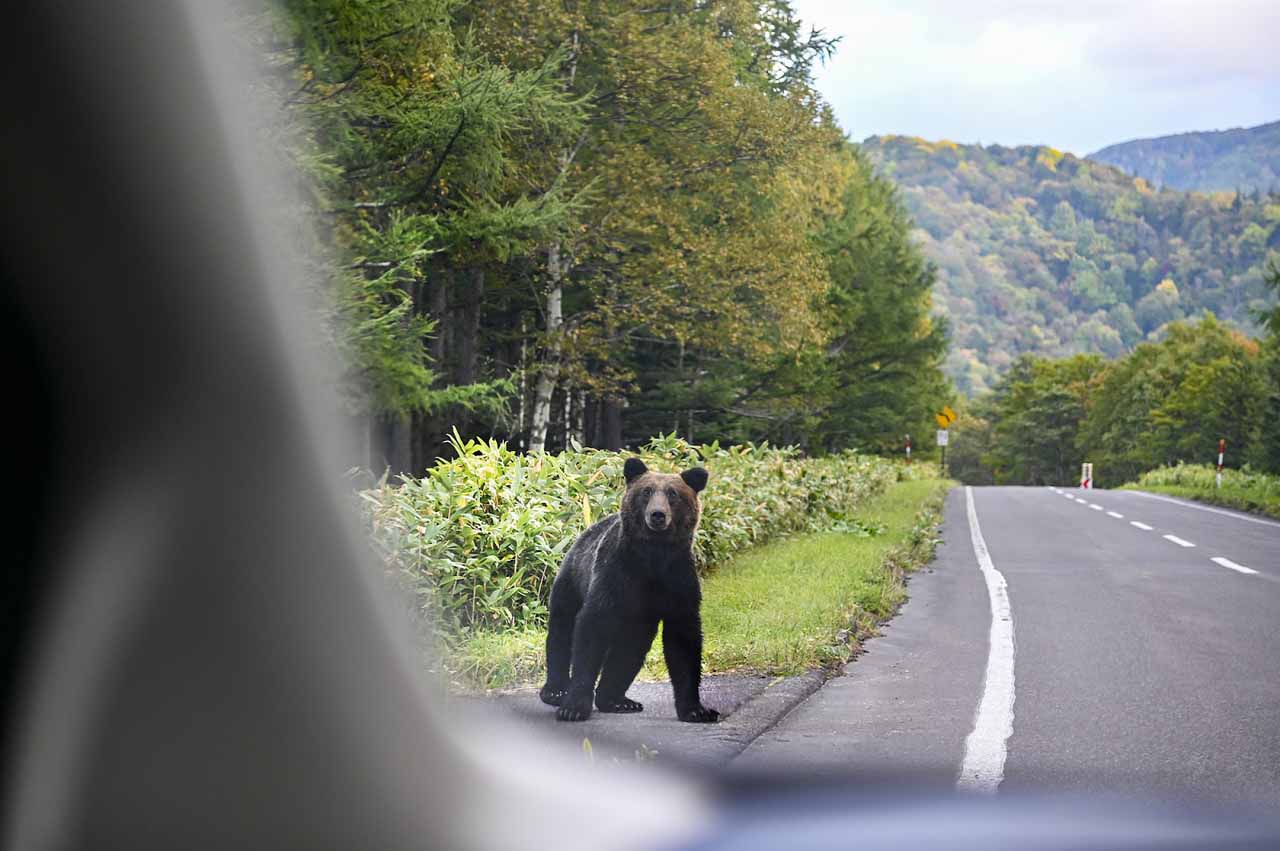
[1122,465,1280,520]
[362,434,943,688]
[693,478,948,677]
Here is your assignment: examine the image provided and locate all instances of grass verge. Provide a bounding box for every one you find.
[453,477,950,690]
[674,477,950,677]
[1121,464,1280,520]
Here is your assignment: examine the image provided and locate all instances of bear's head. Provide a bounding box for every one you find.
[620,457,707,543]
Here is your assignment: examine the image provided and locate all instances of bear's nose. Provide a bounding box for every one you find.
[648,509,667,525]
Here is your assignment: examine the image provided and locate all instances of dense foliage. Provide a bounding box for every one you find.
[951,314,1280,487]
[862,135,1280,394]
[362,434,905,633]
[264,0,949,473]
[1090,120,1280,194]
[1124,464,1280,520]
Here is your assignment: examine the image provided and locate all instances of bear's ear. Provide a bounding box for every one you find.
[623,457,648,484]
[680,467,708,493]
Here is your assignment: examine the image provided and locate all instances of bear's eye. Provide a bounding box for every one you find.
[643,486,653,498]
[665,487,677,501]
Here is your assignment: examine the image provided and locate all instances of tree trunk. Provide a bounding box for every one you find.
[602,397,623,451]
[455,267,484,386]
[528,30,579,454]
[574,390,587,447]
[516,319,528,450]
[385,412,412,478]
[420,265,450,467]
[429,265,449,367]
[528,243,564,452]
[361,413,374,472]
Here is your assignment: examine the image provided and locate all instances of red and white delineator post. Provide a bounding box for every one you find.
[1080,462,1093,489]
[905,434,912,464]
[1217,439,1225,488]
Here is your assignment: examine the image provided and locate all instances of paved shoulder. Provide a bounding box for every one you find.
[732,487,988,781]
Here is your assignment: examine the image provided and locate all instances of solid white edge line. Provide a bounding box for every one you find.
[1162,534,1196,548]
[958,487,1015,794]
[1210,556,1258,575]
[1130,521,1153,531]
[1106,511,1124,519]
[1129,490,1280,529]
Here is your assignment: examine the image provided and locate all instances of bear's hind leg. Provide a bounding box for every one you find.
[595,619,658,713]
[540,579,580,707]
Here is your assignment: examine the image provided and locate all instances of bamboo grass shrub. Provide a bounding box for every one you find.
[362,432,903,635]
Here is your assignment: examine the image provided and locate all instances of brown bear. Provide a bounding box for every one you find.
[539,457,719,723]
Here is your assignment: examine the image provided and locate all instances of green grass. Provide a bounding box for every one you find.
[1121,464,1280,520]
[453,477,950,689]
[681,478,950,677]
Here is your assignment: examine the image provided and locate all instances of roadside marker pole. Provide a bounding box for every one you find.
[905,434,912,464]
[1080,462,1093,489]
[1217,439,1225,489]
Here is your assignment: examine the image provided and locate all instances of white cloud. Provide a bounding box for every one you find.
[791,0,1280,154]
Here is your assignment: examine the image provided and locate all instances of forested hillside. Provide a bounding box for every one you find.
[863,135,1280,394]
[263,0,948,473]
[1089,120,1280,193]
[949,307,1280,488]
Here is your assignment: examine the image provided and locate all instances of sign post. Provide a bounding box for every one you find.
[935,406,955,476]
[1217,439,1225,488]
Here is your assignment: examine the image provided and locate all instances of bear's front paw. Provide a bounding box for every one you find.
[677,704,720,723]
[596,696,644,713]
[539,686,567,706]
[556,696,594,722]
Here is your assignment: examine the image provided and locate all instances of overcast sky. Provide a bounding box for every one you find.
[789,0,1280,154]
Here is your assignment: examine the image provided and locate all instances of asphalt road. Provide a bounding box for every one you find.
[738,486,1280,811]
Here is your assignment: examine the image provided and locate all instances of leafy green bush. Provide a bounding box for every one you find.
[362,433,906,635]
[1125,463,1280,519]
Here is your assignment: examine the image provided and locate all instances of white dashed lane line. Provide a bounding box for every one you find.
[1065,495,1262,577]
[1211,557,1258,575]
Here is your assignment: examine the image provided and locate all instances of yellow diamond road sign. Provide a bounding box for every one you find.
[935,413,950,429]
[942,405,957,423]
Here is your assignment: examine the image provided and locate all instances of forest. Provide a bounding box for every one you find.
[862,135,1280,395]
[948,267,1280,488]
[262,0,949,475]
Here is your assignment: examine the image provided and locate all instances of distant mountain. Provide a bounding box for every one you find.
[1089,121,1280,193]
[862,135,1279,395]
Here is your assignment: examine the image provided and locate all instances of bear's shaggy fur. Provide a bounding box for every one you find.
[539,458,719,723]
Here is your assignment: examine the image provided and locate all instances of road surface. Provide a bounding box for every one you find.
[737,486,1280,811]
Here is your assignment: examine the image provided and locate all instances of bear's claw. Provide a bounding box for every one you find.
[677,705,720,723]
[596,696,644,713]
[556,701,593,722]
